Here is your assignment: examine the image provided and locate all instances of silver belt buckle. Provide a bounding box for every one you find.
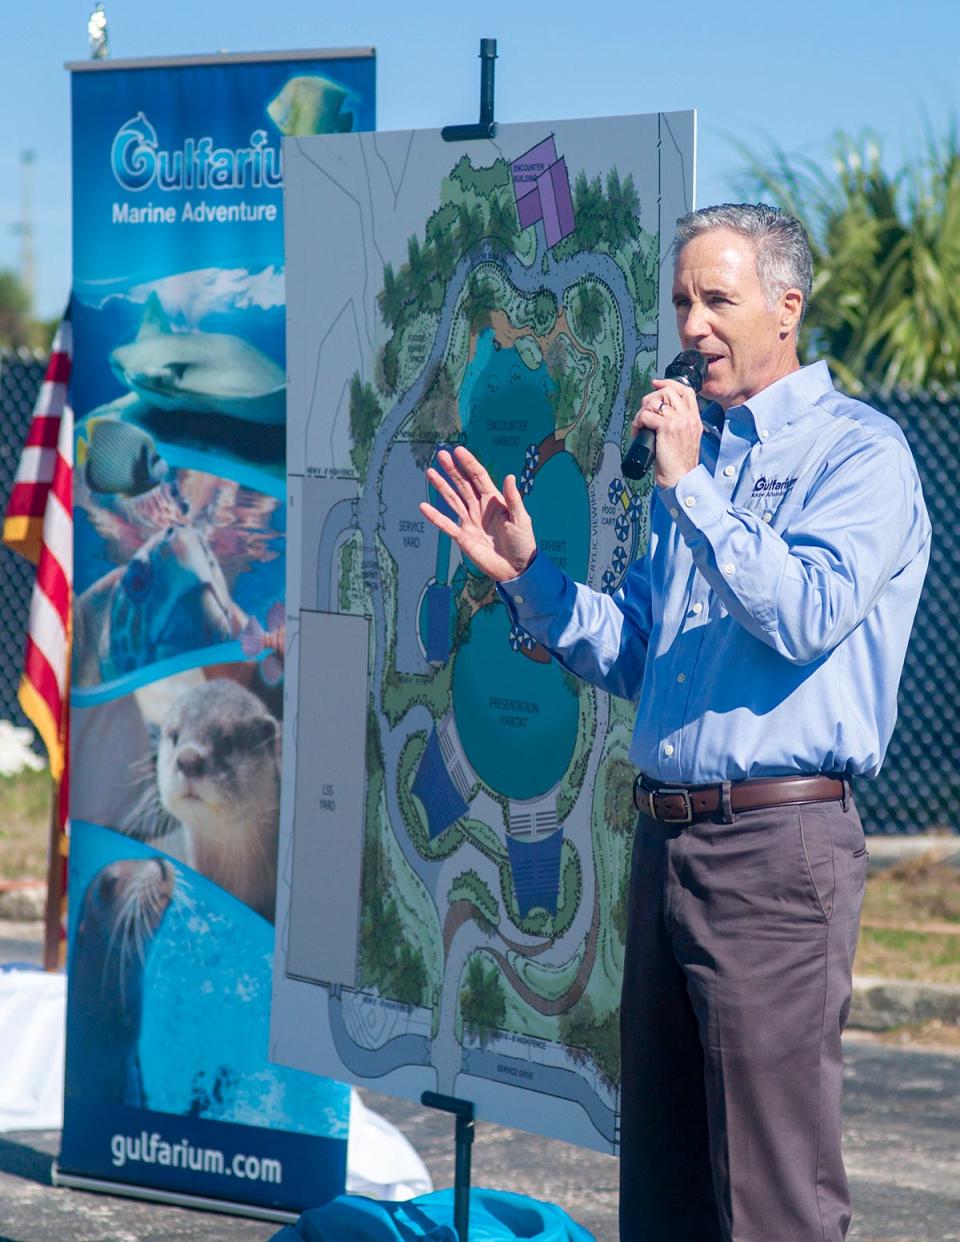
[654,786,694,824]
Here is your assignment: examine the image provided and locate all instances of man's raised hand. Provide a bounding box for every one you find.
[420,446,537,583]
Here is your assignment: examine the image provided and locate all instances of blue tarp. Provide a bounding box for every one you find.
[270,1187,595,1241]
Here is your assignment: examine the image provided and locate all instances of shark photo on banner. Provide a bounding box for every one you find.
[63,49,375,1216]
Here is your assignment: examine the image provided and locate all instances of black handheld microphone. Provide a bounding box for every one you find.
[621,350,708,481]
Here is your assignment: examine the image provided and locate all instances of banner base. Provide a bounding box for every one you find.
[51,1164,299,1225]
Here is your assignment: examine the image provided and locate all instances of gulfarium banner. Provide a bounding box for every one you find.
[62,50,375,1215]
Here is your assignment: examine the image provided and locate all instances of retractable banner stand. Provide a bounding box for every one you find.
[61,50,375,1217]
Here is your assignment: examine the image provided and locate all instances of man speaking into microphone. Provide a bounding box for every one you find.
[420,203,930,1241]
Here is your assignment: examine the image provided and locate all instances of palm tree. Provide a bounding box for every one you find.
[431,228,458,284]
[547,360,582,428]
[739,127,960,390]
[456,204,485,257]
[487,193,519,254]
[572,172,605,250]
[604,169,640,251]
[406,234,433,304]
[460,953,506,1047]
[575,283,605,343]
[461,275,497,332]
[377,262,405,331]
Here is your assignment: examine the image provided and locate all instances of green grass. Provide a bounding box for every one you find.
[856,926,960,985]
[855,855,960,985]
[862,854,960,925]
[0,767,52,881]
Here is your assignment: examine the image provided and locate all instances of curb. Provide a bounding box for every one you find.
[866,835,960,871]
[0,882,45,922]
[850,975,960,1031]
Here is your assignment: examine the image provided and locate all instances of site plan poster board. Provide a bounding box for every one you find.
[270,112,695,1154]
[63,50,374,1213]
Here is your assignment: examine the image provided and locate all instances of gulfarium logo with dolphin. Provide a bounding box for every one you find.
[111,112,283,194]
[108,76,357,225]
[110,111,284,225]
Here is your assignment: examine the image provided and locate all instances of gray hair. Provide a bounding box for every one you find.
[674,203,813,322]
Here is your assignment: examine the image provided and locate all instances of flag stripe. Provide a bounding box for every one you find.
[38,492,73,584]
[25,412,63,449]
[36,550,70,621]
[21,635,63,726]
[11,446,57,487]
[26,588,69,694]
[46,347,71,384]
[17,681,64,784]
[4,312,72,793]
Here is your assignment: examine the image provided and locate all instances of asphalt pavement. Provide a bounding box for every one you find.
[0,1035,956,1241]
[3,919,958,1240]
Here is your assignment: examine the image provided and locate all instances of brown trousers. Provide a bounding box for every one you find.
[619,796,868,1241]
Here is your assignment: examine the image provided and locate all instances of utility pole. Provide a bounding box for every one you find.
[11,150,36,312]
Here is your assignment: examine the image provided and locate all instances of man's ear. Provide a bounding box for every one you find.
[779,288,804,339]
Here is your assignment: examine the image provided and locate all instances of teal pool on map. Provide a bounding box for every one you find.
[524,450,590,581]
[452,603,579,800]
[460,328,555,489]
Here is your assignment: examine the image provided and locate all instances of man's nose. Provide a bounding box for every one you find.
[682,301,710,340]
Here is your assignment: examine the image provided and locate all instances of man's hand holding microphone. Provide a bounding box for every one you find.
[621,349,707,488]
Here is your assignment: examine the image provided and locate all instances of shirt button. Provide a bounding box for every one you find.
[723,562,736,575]
[683,496,696,508]
[514,594,524,604]
[762,512,772,523]
[760,429,769,439]
[663,743,675,757]
[676,672,686,683]
[692,602,703,615]
[723,465,735,477]
[670,507,679,518]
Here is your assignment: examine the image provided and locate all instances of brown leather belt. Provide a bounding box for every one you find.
[633,773,847,824]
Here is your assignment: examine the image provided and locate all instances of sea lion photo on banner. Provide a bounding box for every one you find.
[65,857,177,1108]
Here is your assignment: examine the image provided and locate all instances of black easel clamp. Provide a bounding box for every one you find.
[441,39,498,142]
[421,1091,476,1239]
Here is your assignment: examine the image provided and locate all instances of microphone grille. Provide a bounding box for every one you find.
[664,350,708,392]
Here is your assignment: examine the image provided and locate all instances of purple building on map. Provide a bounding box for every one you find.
[511,135,575,249]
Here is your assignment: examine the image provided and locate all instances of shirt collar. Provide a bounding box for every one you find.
[701,361,834,441]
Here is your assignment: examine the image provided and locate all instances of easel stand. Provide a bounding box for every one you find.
[441,38,498,143]
[426,35,496,1241]
[421,1092,476,1240]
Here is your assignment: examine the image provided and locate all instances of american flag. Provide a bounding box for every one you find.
[3,313,72,965]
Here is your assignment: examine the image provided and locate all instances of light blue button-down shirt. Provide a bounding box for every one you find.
[499,362,931,783]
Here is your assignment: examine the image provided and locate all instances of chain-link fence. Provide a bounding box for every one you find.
[0,348,47,738]
[0,354,954,831]
[858,390,958,832]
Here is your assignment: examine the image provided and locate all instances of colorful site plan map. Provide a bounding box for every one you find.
[271,113,695,1153]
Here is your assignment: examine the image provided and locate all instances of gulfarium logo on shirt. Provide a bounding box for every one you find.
[751,475,797,498]
[109,112,281,225]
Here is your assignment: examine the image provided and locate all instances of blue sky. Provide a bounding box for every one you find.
[2,0,958,318]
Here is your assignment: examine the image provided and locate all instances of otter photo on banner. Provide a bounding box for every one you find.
[72,663,283,922]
